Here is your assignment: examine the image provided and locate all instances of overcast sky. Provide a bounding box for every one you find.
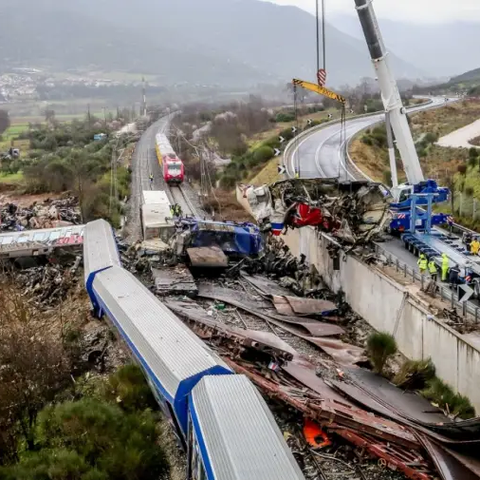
[269,0,480,23]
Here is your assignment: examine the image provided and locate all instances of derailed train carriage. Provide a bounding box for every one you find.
[83,219,305,480]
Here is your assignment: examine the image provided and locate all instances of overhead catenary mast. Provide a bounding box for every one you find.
[142,76,147,117]
[354,0,424,186]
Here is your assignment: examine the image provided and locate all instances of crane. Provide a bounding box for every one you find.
[292,79,346,106]
[353,0,449,208]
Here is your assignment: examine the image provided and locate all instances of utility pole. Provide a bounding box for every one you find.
[87,104,91,127]
[142,77,147,117]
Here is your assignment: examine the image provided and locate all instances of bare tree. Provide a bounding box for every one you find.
[0,281,72,458]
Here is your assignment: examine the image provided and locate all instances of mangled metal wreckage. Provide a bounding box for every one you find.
[246,179,392,245]
[171,218,263,267]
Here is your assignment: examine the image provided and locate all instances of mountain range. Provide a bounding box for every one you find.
[0,0,426,87]
[331,14,480,79]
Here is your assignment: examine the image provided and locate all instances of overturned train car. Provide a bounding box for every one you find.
[83,219,305,480]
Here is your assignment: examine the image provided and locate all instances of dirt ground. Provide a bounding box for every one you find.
[203,189,253,222]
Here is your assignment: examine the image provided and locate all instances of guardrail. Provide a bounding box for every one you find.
[375,241,480,322]
[283,109,383,178]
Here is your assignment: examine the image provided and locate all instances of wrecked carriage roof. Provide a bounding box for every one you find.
[190,375,305,480]
[83,219,121,285]
[91,266,232,434]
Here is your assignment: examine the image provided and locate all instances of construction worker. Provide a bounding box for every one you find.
[149,173,154,185]
[428,258,438,282]
[441,253,450,282]
[471,237,480,255]
[417,253,428,275]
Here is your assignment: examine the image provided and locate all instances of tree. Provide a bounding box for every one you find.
[68,150,103,222]
[45,108,56,126]
[0,110,10,135]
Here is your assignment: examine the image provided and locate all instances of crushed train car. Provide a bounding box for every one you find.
[171,218,263,267]
[245,179,392,245]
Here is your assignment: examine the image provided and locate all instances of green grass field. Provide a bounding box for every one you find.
[0,171,24,183]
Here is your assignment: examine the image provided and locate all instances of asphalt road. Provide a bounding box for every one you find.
[286,96,452,180]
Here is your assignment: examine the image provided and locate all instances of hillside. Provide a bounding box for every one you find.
[331,14,480,79]
[0,1,266,85]
[0,0,422,87]
[450,68,480,85]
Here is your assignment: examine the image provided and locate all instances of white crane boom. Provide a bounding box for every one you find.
[354,0,424,186]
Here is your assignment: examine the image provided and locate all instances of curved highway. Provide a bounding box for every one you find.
[286,97,451,181]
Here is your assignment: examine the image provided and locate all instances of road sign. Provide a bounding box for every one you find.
[317,68,327,87]
[327,113,333,119]
[274,148,281,156]
[307,119,313,125]
[278,165,286,174]
[279,136,285,143]
[291,126,297,133]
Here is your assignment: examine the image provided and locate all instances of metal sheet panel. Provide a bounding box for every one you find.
[142,190,170,205]
[93,266,231,401]
[191,375,305,480]
[83,220,120,284]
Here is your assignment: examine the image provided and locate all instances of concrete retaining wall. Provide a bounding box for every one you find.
[283,226,480,412]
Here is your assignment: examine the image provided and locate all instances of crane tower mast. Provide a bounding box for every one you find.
[354,0,424,185]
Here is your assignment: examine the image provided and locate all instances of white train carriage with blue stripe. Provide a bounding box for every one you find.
[83,219,305,480]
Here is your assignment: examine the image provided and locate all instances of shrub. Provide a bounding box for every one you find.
[457,164,467,175]
[422,378,475,419]
[275,112,295,123]
[279,128,294,142]
[220,173,237,189]
[393,358,436,390]
[103,365,157,413]
[366,332,398,374]
[35,399,170,479]
[424,132,439,143]
[253,146,274,164]
[417,148,428,158]
[361,135,373,146]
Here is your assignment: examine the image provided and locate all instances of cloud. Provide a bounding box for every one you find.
[268,0,480,23]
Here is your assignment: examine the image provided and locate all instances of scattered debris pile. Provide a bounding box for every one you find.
[245,179,391,245]
[124,234,480,480]
[0,196,81,231]
[13,257,82,307]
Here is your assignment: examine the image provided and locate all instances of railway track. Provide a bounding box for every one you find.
[168,184,198,217]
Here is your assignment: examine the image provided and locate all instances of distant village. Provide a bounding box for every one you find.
[0,68,144,102]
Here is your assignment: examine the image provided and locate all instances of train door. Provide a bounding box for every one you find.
[187,415,209,480]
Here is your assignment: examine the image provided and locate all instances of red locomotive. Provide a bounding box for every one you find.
[163,153,185,185]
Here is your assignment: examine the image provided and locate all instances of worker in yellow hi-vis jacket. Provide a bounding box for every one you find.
[441,253,449,282]
[417,254,427,275]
